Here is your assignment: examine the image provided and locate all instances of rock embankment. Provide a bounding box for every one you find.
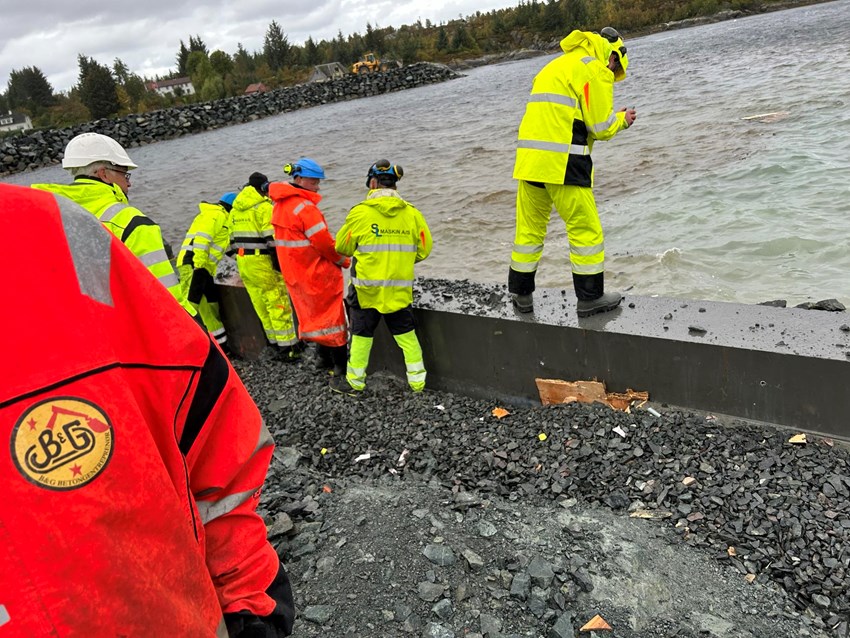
[0,62,461,176]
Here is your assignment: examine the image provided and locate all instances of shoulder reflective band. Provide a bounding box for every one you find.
[55,194,113,306]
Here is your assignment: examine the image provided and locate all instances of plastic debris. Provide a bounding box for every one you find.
[397,449,410,467]
[629,509,672,520]
[647,407,661,417]
[538,432,547,441]
[354,452,372,462]
[612,425,627,438]
[492,407,510,419]
[435,404,445,411]
[580,614,612,631]
[320,448,328,455]
[322,485,332,493]
[789,433,807,445]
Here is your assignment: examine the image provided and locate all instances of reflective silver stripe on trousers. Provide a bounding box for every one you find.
[528,93,577,108]
[275,239,311,247]
[55,194,113,306]
[99,202,127,223]
[510,260,538,273]
[195,488,258,524]
[357,244,416,253]
[590,114,618,133]
[517,140,589,155]
[301,324,346,338]
[512,243,543,254]
[351,277,414,287]
[569,242,604,256]
[304,222,325,238]
[571,261,604,274]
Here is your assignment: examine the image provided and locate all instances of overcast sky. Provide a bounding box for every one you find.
[1,0,521,94]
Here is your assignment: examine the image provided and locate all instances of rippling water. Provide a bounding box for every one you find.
[6,0,849,305]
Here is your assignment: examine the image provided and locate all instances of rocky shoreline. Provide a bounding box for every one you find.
[0,62,461,176]
[241,343,850,637]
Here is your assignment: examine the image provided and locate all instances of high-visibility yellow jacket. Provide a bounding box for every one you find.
[228,187,274,257]
[177,201,231,276]
[513,30,628,187]
[335,189,432,313]
[32,178,194,314]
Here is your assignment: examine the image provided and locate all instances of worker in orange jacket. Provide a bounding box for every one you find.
[268,158,350,377]
[0,184,295,637]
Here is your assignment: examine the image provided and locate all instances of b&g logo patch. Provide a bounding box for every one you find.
[11,397,113,490]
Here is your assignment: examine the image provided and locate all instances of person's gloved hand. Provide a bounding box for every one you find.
[248,172,270,195]
[224,611,278,638]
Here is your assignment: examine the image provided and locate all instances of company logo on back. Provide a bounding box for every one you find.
[11,397,114,491]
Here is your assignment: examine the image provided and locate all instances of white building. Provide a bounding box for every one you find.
[0,111,33,133]
[145,77,196,97]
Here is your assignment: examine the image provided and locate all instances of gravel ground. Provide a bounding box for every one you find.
[233,347,850,638]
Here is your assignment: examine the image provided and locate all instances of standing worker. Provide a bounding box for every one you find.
[508,27,636,317]
[269,158,350,377]
[0,184,295,637]
[229,173,300,361]
[334,159,432,395]
[177,192,236,351]
[32,132,196,315]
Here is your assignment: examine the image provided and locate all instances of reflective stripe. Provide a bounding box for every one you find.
[216,617,229,638]
[292,201,310,216]
[210,326,226,337]
[357,244,416,253]
[348,365,366,378]
[196,488,257,524]
[301,324,346,339]
[335,256,347,266]
[304,222,325,238]
[510,260,538,273]
[159,272,180,288]
[528,93,577,108]
[569,242,604,257]
[0,605,9,627]
[571,261,604,274]
[512,243,543,255]
[231,231,265,237]
[180,242,195,252]
[210,242,225,254]
[99,202,127,223]
[351,277,414,287]
[254,421,274,456]
[194,231,213,241]
[581,56,594,64]
[590,114,618,133]
[517,140,589,155]
[54,194,113,306]
[138,249,170,267]
[408,370,427,382]
[275,239,311,248]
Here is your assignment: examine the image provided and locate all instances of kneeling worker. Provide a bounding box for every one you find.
[334,159,432,394]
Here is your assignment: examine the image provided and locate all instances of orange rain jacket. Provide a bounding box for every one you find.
[0,185,292,637]
[269,182,350,347]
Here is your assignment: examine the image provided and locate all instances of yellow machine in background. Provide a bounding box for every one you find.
[352,53,401,74]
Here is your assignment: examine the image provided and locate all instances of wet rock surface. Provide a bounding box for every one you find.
[0,63,460,176]
[235,347,850,638]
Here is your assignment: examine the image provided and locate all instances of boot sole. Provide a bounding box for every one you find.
[511,299,534,313]
[577,298,623,318]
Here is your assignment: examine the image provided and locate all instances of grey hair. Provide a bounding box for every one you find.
[68,161,113,178]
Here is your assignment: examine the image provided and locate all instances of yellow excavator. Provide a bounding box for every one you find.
[351,52,401,74]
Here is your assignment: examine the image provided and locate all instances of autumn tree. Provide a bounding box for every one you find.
[264,21,290,71]
[77,55,119,119]
[209,50,233,77]
[6,66,55,115]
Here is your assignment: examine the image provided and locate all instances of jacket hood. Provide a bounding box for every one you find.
[362,189,407,217]
[268,181,322,205]
[560,30,613,66]
[232,185,267,209]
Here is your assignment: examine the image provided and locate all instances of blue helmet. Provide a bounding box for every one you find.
[284,157,325,180]
[366,159,403,187]
[219,192,237,206]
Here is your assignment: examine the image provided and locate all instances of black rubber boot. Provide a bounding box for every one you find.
[330,345,348,378]
[510,293,534,313]
[573,273,622,318]
[508,268,535,313]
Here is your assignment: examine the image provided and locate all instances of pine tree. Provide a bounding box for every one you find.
[264,21,290,71]
[176,41,191,76]
[77,55,120,120]
[6,66,55,115]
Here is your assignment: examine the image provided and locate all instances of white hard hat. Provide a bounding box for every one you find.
[62,132,138,170]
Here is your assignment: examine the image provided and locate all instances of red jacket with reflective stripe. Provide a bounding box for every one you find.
[270,182,349,347]
[0,185,280,637]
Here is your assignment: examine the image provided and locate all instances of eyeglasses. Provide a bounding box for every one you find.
[105,167,132,180]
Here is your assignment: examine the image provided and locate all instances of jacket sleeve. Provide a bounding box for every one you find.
[191,214,215,270]
[413,209,433,263]
[334,209,359,257]
[302,203,350,267]
[582,65,627,142]
[121,209,195,313]
[180,344,293,631]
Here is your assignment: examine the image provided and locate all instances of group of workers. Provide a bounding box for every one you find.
[0,26,633,637]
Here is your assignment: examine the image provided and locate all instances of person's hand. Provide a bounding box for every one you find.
[620,106,637,128]
[340,257,351,269]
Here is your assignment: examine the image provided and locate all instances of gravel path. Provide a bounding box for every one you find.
[234,348,849,637]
